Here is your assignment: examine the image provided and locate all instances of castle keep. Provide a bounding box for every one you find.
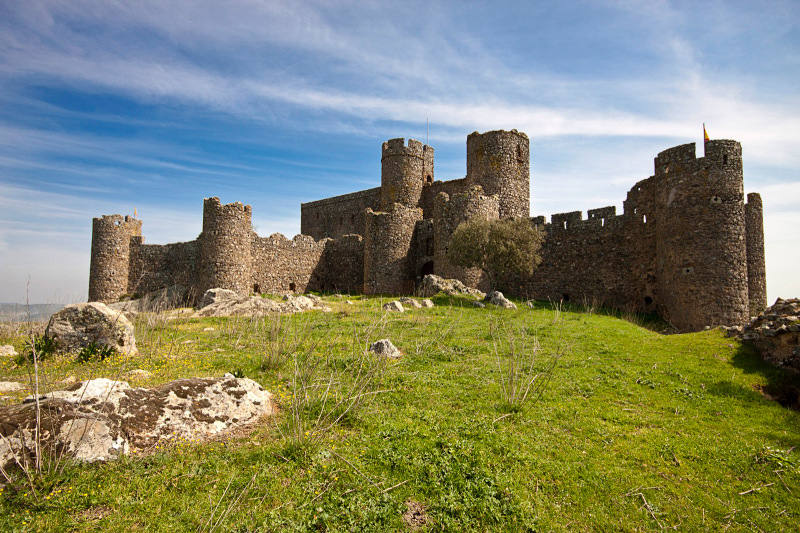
[89,129,766,332]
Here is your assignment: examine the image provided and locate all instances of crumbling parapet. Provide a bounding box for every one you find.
[363,204,422,295]
[88,214,142,302]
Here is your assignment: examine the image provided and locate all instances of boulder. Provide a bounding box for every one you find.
[484,291,517,309]
[472,301,486,308]
[420,299,435,308]
[124,369,152,379]
[399,297,423,309]
[0,345,16,358]
[0,376,272,468]
[46,302,137,355]
[419,274,485,299]
[200,288,239,308]
[368,339,402,359]
[383,301,405,313]
[741,298,800,373]
[0,382,25,394]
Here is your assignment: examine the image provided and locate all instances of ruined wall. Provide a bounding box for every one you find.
[129,239,200,299]
[300,187,380,240]
[745,192,767,315]
[320,234,364,293]
[654,141,749,330]
[200,197,252,295]
[433,185,500,291]
[363,204,422,295]
[89,215,142,302]
[466,130,530,219]
[419,177,469,219]
[251,233,326,294]
[411,219,435,283]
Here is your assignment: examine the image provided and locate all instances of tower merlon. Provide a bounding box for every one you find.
[381,138,432,159]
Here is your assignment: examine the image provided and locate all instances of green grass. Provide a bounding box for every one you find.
[1,295,798,531]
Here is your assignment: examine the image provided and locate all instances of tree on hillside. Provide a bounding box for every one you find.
[446,217,545,291]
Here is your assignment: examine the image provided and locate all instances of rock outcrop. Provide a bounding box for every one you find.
[0,376,273,468]
[195,289,330,317]
[45,302,137,355]
[419,274,485,299]
[740,298,800,373]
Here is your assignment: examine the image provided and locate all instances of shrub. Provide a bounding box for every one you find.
[76,341,116,363]
[17,334,57,364]
[447,217,544,290]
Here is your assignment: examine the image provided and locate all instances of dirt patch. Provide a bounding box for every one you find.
[403,500,429,530]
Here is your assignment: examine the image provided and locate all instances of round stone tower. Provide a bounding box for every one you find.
[380,138,434,209]
[200,197,253,295]
[466,130,530,219]
[654,140,749,331]
[89,214,142,302]
[433,185,500,291]
[745,192,767,316]
[363,204,423,295]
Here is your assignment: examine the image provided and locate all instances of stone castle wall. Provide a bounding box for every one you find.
[88,130,766,332]
[300,187,380,240]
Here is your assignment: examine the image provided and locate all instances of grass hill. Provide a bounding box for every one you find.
[0,295,798,531]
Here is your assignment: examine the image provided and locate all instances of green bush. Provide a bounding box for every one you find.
[447,217,544,290]
[76,341,116,363]
[16,334,57,364]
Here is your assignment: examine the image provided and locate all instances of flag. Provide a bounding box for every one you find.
[134,207,137,218]
[703,123,710,143]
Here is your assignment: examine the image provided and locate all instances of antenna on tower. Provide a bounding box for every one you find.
[426,117,429,145]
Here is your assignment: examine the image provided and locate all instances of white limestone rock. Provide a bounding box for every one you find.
[1,376,273,468]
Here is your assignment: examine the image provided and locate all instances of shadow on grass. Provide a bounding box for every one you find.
[729,342,800,411]
[521,299,673,334]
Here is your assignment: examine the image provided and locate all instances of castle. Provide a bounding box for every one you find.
[88,129,766,332]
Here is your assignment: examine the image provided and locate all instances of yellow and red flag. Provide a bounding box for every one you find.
[703,123,710,142]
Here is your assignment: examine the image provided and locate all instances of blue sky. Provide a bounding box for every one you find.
[0,0,797,304]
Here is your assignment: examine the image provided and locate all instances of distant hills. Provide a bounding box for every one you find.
[0,303,67,322]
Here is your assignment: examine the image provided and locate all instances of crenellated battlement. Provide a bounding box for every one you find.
[381,138,432,159]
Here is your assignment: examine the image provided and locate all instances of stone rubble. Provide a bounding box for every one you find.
[737,297,800,373]
[195,288,331,317]
[419,274,485,300]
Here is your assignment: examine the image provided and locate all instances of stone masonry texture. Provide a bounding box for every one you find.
[88,130,766,332]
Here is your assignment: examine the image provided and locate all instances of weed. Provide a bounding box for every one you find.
[76,342,116,363]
